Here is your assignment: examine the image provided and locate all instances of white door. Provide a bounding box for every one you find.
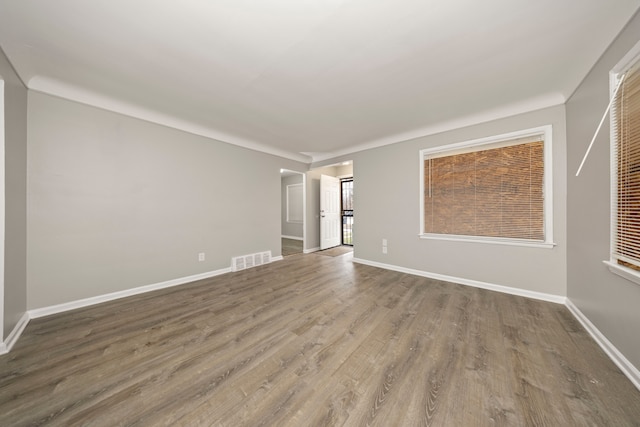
[320,174,341,250]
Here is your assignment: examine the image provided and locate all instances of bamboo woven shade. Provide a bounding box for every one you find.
[424,139,544,240]
[613,62,640,269]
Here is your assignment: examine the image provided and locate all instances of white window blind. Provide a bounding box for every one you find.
[612,61,640,270]
[420,126,553,246]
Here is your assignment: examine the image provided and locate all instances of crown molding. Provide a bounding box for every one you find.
[28,76,312,164]
[27,76,565,165]
[311,93,566,164]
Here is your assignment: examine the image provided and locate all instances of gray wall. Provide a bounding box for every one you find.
[27,91,306,309]
[317,105,567,297]
[566,13,640,370]
[281,173,304,239]
[0,48,28,339]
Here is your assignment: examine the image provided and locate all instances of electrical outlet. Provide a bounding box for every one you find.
[382,238,387,246]
[382,246,388,254]
[198,252,205,262]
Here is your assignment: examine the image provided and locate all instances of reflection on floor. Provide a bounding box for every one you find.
[282,238,303,256]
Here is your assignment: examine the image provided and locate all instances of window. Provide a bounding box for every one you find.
[420,126,553,247]
[610,50,640,274]
[341,178,354,245]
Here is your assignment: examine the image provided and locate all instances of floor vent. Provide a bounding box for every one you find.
[231,251,272,272]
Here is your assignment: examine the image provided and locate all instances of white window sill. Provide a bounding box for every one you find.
[419,233,556,249]
[604,260,640,286]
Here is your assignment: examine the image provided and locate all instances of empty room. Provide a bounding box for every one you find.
[1,1,640,425]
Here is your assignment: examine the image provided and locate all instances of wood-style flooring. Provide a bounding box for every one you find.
[1,252,640,426]
[316,246,353,257]
[282,238,303,257]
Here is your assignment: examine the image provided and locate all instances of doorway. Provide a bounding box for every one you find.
[280,169,305,257]
[320,174,341,250]
[309,161,353,254]
[319,174,354,250]
[341,178,353,246]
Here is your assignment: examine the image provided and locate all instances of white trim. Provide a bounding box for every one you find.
[565,298,640,392]
[419,125,553,246]
[419,151,425,237]
[350,257,640,391]
[604,260,640,287]
[609,65,619,277]
[420,129,546,159]
[271,255,284,262]
[543,125,554,244]
[351,257,566,304]
[281,169,307,255]
[29,76,564,165]
[9,258,288,352]
[611,39,640,76]
[29,79,311,163]
[0,312,29,355]
[282,235,303,241]
[418,233,556,249]
[302,174,307,253]
[0,79,4,343]
[304,247,321,254]
[29,267,232,319]
[311,95,565,163]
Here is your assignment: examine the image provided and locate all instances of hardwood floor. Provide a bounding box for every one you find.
[282,238,303,257]
[316,245,353,257]
[1,252,640,426]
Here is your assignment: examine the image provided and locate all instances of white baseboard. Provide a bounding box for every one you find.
[0,312,30,355]
[351,257,566,304]
[9,259,285,353]
[281,235,303,241]
[12,254,639,394]
[351,257,640,392]
[29,266,232,319]
[565,299,640,391]
[304,247,320,254]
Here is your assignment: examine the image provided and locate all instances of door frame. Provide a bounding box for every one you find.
[340,177,354,246]
[280,169,306,255]
[0,79,5,346]
[320,174,341,250]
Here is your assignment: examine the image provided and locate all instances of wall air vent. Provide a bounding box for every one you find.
[231,251,272,272]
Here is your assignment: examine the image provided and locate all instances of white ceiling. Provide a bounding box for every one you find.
[1,0,639,163]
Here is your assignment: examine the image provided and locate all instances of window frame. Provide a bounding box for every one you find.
[605,40,640,285]
[419,125,555,248]
[341,178,354,246]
